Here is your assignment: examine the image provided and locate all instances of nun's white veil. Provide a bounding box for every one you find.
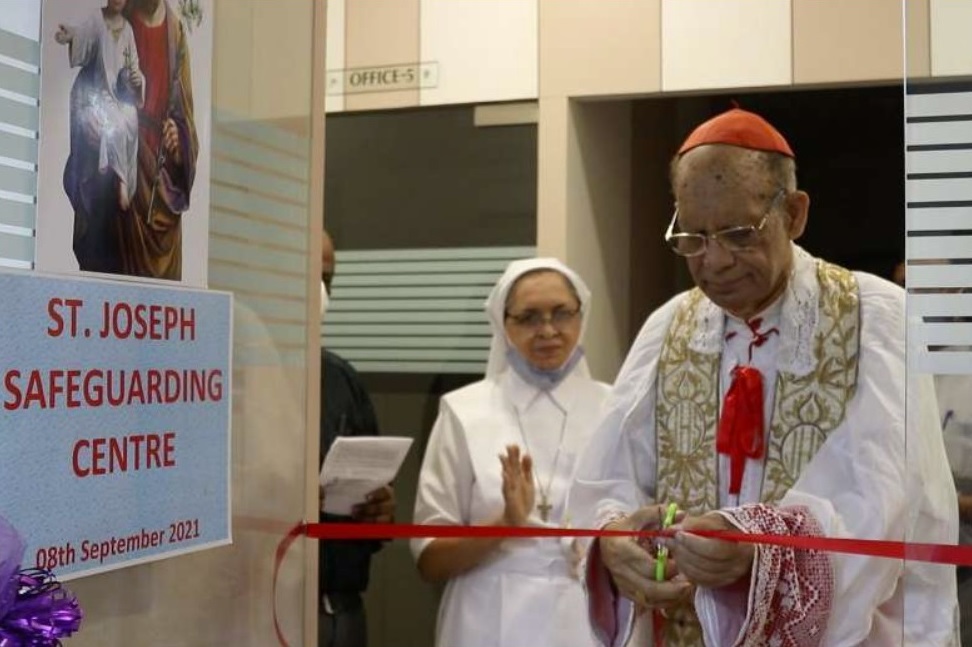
[483,258,592,381]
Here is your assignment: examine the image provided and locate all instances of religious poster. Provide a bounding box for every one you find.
[0,269,232,578]
[34,0,213,288]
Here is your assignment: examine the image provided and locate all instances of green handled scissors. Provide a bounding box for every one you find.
[654,503,679,581]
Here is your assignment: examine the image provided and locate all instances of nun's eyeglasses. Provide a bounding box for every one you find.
[504,307,580,331]
[665,189,787,257]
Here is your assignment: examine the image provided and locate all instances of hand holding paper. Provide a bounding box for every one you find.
[320,437,412,516]
[353,484,395,523]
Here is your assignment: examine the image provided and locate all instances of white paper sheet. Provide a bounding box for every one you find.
[319,436,413,515]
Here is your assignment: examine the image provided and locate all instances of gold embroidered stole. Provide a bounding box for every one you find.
[653,260,860,645]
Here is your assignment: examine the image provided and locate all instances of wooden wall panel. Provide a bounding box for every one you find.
[661,0,791,91]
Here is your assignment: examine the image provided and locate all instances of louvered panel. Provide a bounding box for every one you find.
[0,129,36,163]
[339,272,498,287]
[910,294,972,316]
[330,336,490,349]
[208,111,311,367]
[908,264,972,290]
[908,206,972,231]
[210,206,307,252]
[906,120,972,148]
[336,259,517,275]
[349,360,487,373]
[907,235,972,261]
[328,298,486,312]
[212,133,308,181]
[338,246,536,261]
[907,92,972,117]
[217,118,309,160]
[326,309,494,324]
[337,285,493,300]
[339,348,485,362]
[915,323,972,347]
[0,93,37,130]
[323,246,535,373]
[907,177,972,203]
[906,82,972,375]
[0,21,39,66]
[210,234,306,274]
[207,261,305,300]
[917,350,972,374]
[325,322,491,336]
[211,156,309,204]
[908,150,972,175]
[212,184,307,228]
[0,27,37,270]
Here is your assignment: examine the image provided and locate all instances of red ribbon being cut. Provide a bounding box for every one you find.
[272,520,972,647]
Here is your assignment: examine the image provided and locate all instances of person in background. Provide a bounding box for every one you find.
[411,258,609,647]
[318,228,395,647]
[568,107,957,646]
[892,259,907,289]
[895,257,972,645]
[937,369,972,646]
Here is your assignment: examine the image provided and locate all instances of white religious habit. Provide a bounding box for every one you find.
[411,258,610,647]
[568,245,958,647]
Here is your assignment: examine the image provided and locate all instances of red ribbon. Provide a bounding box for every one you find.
[717,365,766,495]
[271,523,305,647]
[296,522,972,563]
[273,521,972,646]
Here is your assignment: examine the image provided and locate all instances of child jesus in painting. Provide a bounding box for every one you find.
[56,0,144,214]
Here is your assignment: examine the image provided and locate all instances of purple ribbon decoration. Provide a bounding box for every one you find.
[0,517,82,646]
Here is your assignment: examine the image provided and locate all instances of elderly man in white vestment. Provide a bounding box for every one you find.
[412,258,610,647]
[567,107,959,647]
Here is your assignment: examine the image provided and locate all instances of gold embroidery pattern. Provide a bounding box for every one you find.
[664,612,704,646]
[655,291,714,647]
[761,261,860,503]
[656,290,720,516]
[652,261,859,646]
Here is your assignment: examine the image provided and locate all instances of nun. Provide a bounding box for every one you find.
[411,258,610,647]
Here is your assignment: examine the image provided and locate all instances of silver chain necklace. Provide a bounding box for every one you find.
[513,403,568,522]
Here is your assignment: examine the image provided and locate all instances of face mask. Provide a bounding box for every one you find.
[320,281,330,319]
[505,346,584,391]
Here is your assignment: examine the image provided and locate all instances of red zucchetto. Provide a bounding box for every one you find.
[678,107,795,158]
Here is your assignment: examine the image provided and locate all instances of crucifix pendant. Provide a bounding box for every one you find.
[537,495,552,522]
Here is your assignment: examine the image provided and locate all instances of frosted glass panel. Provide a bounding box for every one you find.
[0,0,39,41]
[52,1,320,645]
[905,83,972,375]
[0,24,38,270]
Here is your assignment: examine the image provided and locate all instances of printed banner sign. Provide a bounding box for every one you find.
[0,269,232,578]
